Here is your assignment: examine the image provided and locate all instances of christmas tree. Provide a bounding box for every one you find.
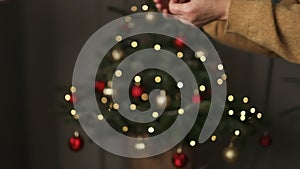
[60,1,271,168]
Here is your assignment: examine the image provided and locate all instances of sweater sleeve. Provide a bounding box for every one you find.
[204,0,300,64]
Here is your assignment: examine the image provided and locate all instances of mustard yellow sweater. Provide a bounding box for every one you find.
[203,0,300,64]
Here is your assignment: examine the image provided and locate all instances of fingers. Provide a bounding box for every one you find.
[169,1,188,15]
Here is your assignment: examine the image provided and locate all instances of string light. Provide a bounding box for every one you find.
[228,95,234,102]
[141,4,149,11]
[217,78,223,85]
[70,109,76,116]
[217,64,224,71]
[240,115,246,121]
[145,12,155,21]
[135,142,145,150]
[228,110,234,116]
[190,140,196,147]
[243,97,249,104]
[141,93,149,101]
[125,16,132,23]
[101,97,108,104]
[98,114,104,121]
[240,110,246,116]
[131,41,138,48]
[134,75,141,83]
[103,88,113,95]
[115,70,122,77]
[130,6,137,12]
[122,126,129,132]
[177,82,184,88]
[178,108,184,115]
[65,94,71,101]
[113,103,120,110]
[257,113,262,119]
[152,112,159,118]
[115,35,122,42]
[222,74,228,80]
[154,44,161,51]
[211,135,217,142]
[112,49,124,61]
[177,52,184,58]
[199,85,206,92]
[234,130,241,136]
[250,107,256,113]
[70,86,76,93]
[148,127,155,133]
[154,76,162,83]
[130,104,137,110]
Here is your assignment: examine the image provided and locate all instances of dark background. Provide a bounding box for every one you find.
[1,0,300,169]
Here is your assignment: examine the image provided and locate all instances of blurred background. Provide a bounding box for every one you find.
[1,0,300,169]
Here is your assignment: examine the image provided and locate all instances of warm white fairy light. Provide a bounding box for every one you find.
[228,95,234,102]
[122,126,129,132]
[145,12,155,21]
[141,4,149,11]
[130,6,137,12]
[64,94,71,101]
[134,75,141,83]
[131,41,138,48]
[70,109,76,116]
[154,44,161,51]
[195,51,205,58]
[177,147,183,153]
[152,112,159,118]
[243,97,249,104]
[228,110,234,116]
[101,97,108,104]
[222,73,228,80]
[217,78,223,85]
[234,130,241,136]
[217,64,224,71]
[115,35,123,42]
[113,103,120,110]
[115,70,122,77]
[125,16,132,23]
[190,140,196,147]
[240,110,246,116]
[250,107,256,113]
[70,86,76,93]
[103,88,113,95]
[178,108,185,115]
[177,52,184,58]
[257,113,262,119]
[98,114,104,121]
[148,127,155,133]
[199,85,206,92]
[177,82,184,88]
[112,49,123,61]
[154,76,162,83]
[107,81,113,88]
[130,104,137,110]
[240,115,246,121]
[211,135,217,142]
[74,114,79,120]
[141,93,149,101]
[135,142,145,150]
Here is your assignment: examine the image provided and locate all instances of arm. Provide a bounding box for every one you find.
[204,0,300,63]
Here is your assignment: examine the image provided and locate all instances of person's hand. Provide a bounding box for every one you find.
[153,0,188,14]
[154,0,231,27]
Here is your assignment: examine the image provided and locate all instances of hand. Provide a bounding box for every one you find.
[155,0,231,27]
[153,0,188,14]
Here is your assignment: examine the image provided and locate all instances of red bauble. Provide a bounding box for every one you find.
[69,94,77,103]
[192,94,201,104]
[69,132,84,151]
[172,152,188,168]
[174,36,185,49]
[95,81,106,92]
[131,86,143,98]
[259,134,272,147]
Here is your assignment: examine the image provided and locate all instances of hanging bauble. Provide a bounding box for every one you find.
[95,81,106,92]
[223,143,238,163]
[192,94,201,104]
[259,133,272,147]
[172,152,188,168]
[174,36,185,49]
[69,131,84,151]
[131,86,143,98]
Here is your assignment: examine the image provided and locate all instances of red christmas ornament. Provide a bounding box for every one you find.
[259,134,272,147]
[174,36,185,49]
[69,94,77,103]
[131,86,143,98]
[192,94,201,104]
[69,131,84,151]
[172,152,188,168]
[95,81,106,92]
